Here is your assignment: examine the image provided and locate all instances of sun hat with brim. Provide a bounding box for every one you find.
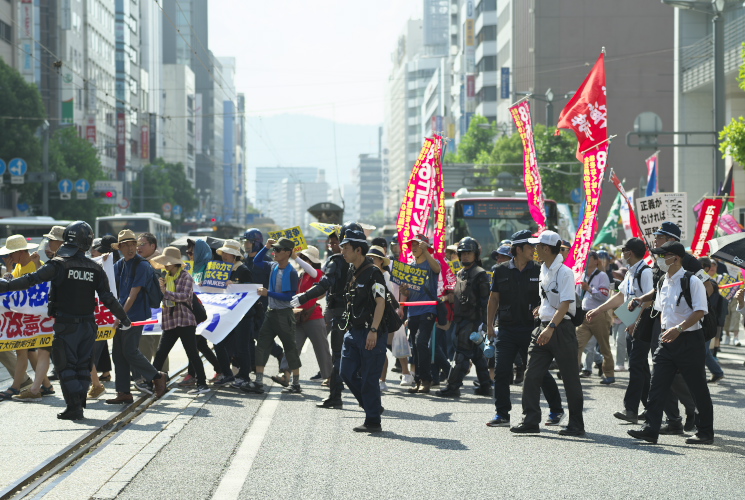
[271,237,296,251]
[367,245,390,268]
[299,245,321,264]
[0,234,39,255]
[217,239,243,257]
[111,229,137,250]
[150,246,185,269]
[43,226,65,242]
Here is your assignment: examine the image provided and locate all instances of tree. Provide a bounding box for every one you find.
[47,127,111,220]
[447,115,496,163]
[0,58,45,206]
[720,44,745,165]
[131,158,198,219]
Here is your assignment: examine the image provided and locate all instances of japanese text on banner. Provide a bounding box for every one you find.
[269,226,308,251]
[691,198,724,257]
[565,144,608,278]
[202,260,233,288]
[390,261,429,291]
[430,135,456,289]
[396,138,436,265]
[310,222,340,236]
[635,192,688,249]
[509,101,547,231]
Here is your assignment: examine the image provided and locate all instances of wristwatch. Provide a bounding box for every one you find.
[676,324,684,333]
[548,322,557,329]
[370,327,378,333]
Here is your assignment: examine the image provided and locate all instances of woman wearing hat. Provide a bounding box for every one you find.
[150,247,209,395]
[211,239,254,388]
[274,246,332,386]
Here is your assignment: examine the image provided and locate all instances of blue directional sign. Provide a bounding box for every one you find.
[75,179,90,193]
[570,187,582,203]
[173,205,183,215]
[59,179,73,194]
[17,202,29,212]
[8,158,27,176]
[0,159,6,176]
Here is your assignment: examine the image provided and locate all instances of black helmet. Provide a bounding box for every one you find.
[57,221,94,257]
[457,237,480,259]
[341,221,363,236]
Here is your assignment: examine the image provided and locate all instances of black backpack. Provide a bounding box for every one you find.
[657,271,717,341]
[120,256,164,309]
[188,293,208,324]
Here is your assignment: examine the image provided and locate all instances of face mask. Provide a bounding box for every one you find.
[656,257,671,272]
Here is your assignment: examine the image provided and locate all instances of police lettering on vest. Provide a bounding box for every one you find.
[68,269,94,281]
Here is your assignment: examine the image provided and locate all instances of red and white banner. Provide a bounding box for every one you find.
[565,145,608,277]
[718,214,743,235]
[396,135,455,289]
[691,198,725,257]
[509,101,547,232]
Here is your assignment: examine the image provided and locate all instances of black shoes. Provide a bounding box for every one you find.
[579,370,592,378]
[57,394,84,420]
[628,428,659,444]
[473,384,492,397]
[659,423,684,435]
[317,398,343,409]
[558,426,586,437]
[435,385,460,398]
[510,423,540,434]
[613,410,638,424]
[353,423,382,433]
[685,434,714,445]
[707,374,724,384]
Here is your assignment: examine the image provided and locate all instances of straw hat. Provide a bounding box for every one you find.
[299,245,321,264]
[0,234,39,255]
[111,229,137,250]
[43,226,66,242]
[150,246,185,269]
[217,239,243,257]
[367,245,391,268]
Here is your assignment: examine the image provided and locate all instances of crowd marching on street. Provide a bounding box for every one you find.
[0,216,740,443]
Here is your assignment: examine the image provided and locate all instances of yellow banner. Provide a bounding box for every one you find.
[0,327,117,352]
[310,222,340,236]
[269,226,308,251]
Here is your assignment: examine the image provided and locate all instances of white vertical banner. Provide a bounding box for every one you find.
[19,0,35,82]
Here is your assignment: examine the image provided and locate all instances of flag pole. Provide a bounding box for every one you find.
[509,94,532,107]
[579,134,618,156]
[644,150,660,162]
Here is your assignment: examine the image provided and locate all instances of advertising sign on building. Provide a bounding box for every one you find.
[86,116,96,145]
[500,68,510,99]
[466,75,475,98]
[141,125,150,159]
[19,0,34,81]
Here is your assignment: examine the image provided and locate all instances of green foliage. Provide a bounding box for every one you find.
[720,43,745,165]
[0,58,45,204]
[451,115,496,163]
[47,127,110,221]
[131,158,198,220]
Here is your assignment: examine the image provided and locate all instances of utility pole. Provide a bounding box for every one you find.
[42,121,50,215]
[713,11,725,190]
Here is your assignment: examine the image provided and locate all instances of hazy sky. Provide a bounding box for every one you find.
[208,1,423,126]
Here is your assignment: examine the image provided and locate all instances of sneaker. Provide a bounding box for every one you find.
[379,381,388,392]
[545,411,565,426]
[309,371,323,381]
[178,375,196,387]
[271,374,290,387]
[210,373,221,383]
[400,374,415,386]
[134,380,154,395]
[240,381,265,394]
[486,415,510,427]
[231,377,249,389]
[13,388,42,402]
[579,370,592,378]
[213,375,235,387]
[614,365,627,372]
[613,410,638,424]
[510,423,540,434]
[87,384,106,400]
[281,384,302,394]
[188,385,211,395]
[600,377,616,385]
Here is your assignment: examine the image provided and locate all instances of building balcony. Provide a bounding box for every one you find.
[476,101,497,118]
[475,70,498,93]
[681,15,745,93]
[475,10,497,34]
[475,40,497,64]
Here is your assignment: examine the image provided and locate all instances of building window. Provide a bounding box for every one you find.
[477,55,497,72]
[0,20,11,43]
[477,86,497,103]
[477,25,496,44]
[475,0,496,16]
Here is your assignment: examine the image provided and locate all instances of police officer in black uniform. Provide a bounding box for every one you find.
[0,221,131,420]
[436,237,491,398]
[291,221,360,409]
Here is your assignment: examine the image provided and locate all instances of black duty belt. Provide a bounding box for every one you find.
[55,315,96,324]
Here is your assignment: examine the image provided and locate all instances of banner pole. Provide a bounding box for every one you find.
[579,134,618,156]
[509,94,531,107]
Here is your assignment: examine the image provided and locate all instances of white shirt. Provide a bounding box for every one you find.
[619,259,653,301]
[653,267,708,331]
[539,254,576,322]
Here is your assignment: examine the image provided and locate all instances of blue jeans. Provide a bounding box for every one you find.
[340,327,387,424]
[705,339,724,378]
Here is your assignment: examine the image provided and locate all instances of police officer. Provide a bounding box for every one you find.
[291,221,360,409]
[435,237,491,398]
[336,228,388,432]
[628,241,714,445]
[511,230,584,436]
[0,221,132,420]
[485,230,565,427]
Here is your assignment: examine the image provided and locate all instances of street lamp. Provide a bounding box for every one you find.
[661,0,735,190]
[514,90,574,127]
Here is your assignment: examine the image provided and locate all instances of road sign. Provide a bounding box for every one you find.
[26,172,57,182]
[75,179,90,200]
[162,202,172,218]
[0,159,6,176]
[570,187,582,203]
[17,202,29,212]
[59,179,73,200]
[9,158,27,184]
[173,204,182,219]
[118,197,130,210]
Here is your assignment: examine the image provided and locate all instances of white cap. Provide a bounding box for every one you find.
[528,230,561,247]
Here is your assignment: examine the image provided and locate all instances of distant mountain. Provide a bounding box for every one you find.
[246,114,381,203]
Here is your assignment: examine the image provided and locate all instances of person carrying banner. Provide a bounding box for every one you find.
[290,222,358,409]
[241,237,302,395]
[511,231,585,436]
[485,230,565,428]
[627,241,714,445]
[338,228,388,432]
[435,237,491,398]
[0,221,133,420]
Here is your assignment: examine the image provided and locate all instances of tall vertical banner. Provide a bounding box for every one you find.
[556,51,608,277]
[396,135,455,289]
[645,152,659,196]
[691,198,724,257]
[509,101,547,232]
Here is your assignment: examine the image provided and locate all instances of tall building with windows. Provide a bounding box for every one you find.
[161,64,196,187]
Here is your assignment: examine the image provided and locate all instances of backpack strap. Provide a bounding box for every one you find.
[677,271,694,309]
[634,263,650,293]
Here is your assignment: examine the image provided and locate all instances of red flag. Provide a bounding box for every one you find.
[691,198,725,257]
[556,53,607,161]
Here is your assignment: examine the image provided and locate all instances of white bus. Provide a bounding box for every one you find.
[0,216,72,247]
[96,213,174,248]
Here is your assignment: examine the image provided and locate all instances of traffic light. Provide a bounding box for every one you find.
[93,189,118,204]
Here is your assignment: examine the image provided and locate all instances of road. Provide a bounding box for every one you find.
[5,340,742,500]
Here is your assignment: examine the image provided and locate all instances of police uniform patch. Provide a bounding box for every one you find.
[373,283,386,298]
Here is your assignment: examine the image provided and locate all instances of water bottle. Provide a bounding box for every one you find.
[469,331,485,346]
